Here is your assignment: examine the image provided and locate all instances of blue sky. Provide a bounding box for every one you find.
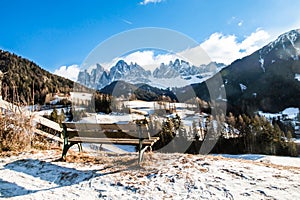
[1,0,300,80]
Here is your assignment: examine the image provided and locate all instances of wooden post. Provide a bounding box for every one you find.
[0,71,3,100]
[32,81,34,111]
[137,123,143,165]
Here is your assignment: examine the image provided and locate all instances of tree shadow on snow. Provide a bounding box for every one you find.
[0,178,36,198]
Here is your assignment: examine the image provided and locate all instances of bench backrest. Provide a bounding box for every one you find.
[62,122,151,139]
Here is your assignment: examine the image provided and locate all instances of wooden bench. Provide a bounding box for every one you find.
[61,120,160,164]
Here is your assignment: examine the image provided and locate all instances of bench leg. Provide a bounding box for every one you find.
[61,142,77,161]
[138,139,150,165]
[139,146,149,165]
[77,143,83,152]
[138,139,143,165]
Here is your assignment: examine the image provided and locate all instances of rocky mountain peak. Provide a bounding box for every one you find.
[260,29,300,62]
[189,29,300,115]
[77,58,226,90]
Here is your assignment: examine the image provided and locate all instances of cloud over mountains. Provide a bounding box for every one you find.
[54,29,272,81]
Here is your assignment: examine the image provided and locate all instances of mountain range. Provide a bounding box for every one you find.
[77,59,226,90]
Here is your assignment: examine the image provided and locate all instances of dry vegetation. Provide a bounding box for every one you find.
[58,148,300,174]
[0,105,51,154]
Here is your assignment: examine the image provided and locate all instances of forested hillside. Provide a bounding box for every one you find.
[0,50,74,105]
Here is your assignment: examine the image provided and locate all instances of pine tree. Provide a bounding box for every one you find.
[50,107,58,123]
[153,118,176,152]
[286,130,292,141]
[60,108,65,124]
[227,112,236,137]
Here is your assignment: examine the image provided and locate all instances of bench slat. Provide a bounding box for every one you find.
[69,137,160,145]
[65,130,151,139]
[63,122,146,132]
[63,122,151,139]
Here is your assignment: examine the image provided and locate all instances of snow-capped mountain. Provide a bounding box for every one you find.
[153,59,225,78]
[77,61,151,89]
[108,60,151,84]
[153,59,200,78]
[189,29,300,115]
[77,59,226,90]
[77,64,109,89]
[258,29,300,72]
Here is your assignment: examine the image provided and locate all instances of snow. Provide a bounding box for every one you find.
[239,83,247,91]
[282,42,286,50]
[258,107,299,120]
[85,143,135,153]
[286,30,298,48]
[77,112,146,124]
[147,72,214,89]
[86,64,98,74]
[259,56,265,72]
[294,138,300,144]
[262,29,300,62]
[218,154,300,167]
[295,73,300,81]
[122,100,195,118]
[0,150,299,199]
[257,155,300,168]
[216,154,265,161]
[35,107,68,117]
[282,107,299,119]
[70,92,93,101]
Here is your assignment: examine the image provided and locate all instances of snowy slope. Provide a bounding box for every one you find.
[0,150,299,199]
[258,29,300,73]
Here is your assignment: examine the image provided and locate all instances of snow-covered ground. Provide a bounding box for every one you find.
[147,72,215,88]
[113,100,203,129]
[0,149,299,199]
[258,107,299,120]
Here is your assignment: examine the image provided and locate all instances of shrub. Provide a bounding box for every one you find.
[0,105,50,152]
[0,108,32,152]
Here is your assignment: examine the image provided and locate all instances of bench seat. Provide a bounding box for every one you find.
[61,121,159,164]
[69,137,160,145]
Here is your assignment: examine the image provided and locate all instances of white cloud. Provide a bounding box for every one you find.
[98,29,271,71]
[201,29,271,65]
[201,33,240,65]
[54,64,80,81]
[238,21,243,27]
[102,51,179,71]
[53,29,271,81]
[240,29,270,53]
[140,0,163,5]
[101,47,211,71]
[228,16,244,27]
[177,45,211,66]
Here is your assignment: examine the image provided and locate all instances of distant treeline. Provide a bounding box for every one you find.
[150,113,298,157]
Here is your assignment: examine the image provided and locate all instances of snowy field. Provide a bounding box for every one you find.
[0,149,299,199]
[258,107,299,121]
